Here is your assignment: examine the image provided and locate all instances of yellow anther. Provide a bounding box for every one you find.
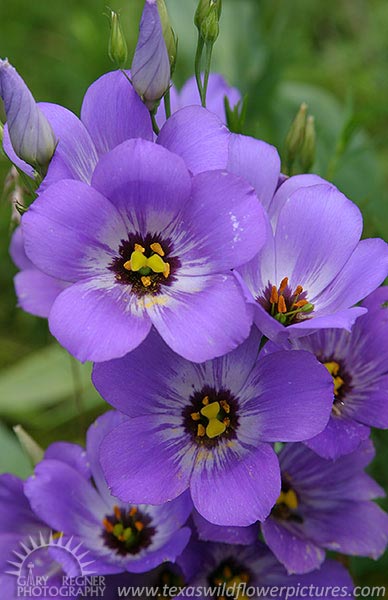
[278,295,287,313]
[103,518,114,533]
[130,250,148,271]
[163,263,170,279]
[141,276,151,287]
[220,400,230,413]
[223,417,230,427]
[129,506,137,517]
[201,401,220,419]
[279,277,289,293]
[114,505,121,520]
[333,376,344,396]
[123,260,132,271]
[223,566,232,579]
[134,244,145,253]
[202,396,209,406]
[197,424,206,437]
[206,419,226,439]
[150,242,165,256]
[277,489,298,511]
[191,412,201,421]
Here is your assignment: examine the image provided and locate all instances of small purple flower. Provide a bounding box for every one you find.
[361,285,388,314]
[266,295,388,459]
[237,180,388,344]
[131,0,172,109]
[0,59,56,171]
[25,412,191,575]
[94,327,333,526]
[187,542,353,598]
[261,441,388,574]
[22,138,265,363]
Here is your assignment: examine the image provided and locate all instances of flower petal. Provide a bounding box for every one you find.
[274,184,362,299]
[176,170,266,274]
[261,518,325,575]
[100,418,195,504]
[227,134,281,211]
[268,174,330,225]
[179,74,241,123]
[91,138,191,233]
[22,179,127,282]
[242,350,333,442]
[81,70,152,156]
[49,280,151,362]
[14,269,68,318]
[190,443,280,526]
[304,414,370,460]
[147,274,253,362]
[193,511,257,546]
[157,106,229,174]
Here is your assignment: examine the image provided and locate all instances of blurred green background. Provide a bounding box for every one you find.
[0,0,388,588]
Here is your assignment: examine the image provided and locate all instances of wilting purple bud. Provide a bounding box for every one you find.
[0,59,56,172]
[131,0,172,110]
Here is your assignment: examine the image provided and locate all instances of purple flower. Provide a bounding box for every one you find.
[266,297,388,459]
[0,59,56,171]
[361,285,388,314]
[261,441,388,574]
[22,138,265,363]
[94,328,333,526]
[25,411,191,575]
[237,179,388,344]
[186,542,353,598]
[131,0,172,109]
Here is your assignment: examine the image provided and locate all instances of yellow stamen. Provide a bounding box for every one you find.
[277,295,287,313]
[294,285,303,296]
[134,244,145,253]
[277,489,298,510]
[123,260,132,271]
[114,505,121,520]
[129,506,137,517]
[294,299,308,308]
[191,412,201,421]
[163,262,170,278]
[220,400,230,413]
[103,518,114,533]
[270,285,279,304]
[202,396,209,406]
[141,276,152,287]
[150,242,165,256]
[324,361,340,376]
[134,521,144,532]
[279,277,289,293]
[223,417,230,427]
[197,424,206,437]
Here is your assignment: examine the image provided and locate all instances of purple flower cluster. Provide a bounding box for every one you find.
[2,1,388,593]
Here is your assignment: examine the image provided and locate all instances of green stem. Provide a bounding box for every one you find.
[201,42,213,107]
[164,88,172,120]
[195,33,204,103]
[151,111,160,135]
[69,355,85,435]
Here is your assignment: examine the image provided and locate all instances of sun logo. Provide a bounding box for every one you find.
[6,531,95,581]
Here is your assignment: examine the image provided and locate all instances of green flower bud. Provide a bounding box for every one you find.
[157,0,178,75]
[195,0,222,44]
[13,425,44,466]
[300,115,316,173]
[284,102,308,172]
[108,10,128,69]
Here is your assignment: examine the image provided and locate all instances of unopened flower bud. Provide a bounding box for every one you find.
[132,0,172,110]
[300,115,316,173]
[284,102,308,172]
[108,10,128,69]
[13,425,44,466]
[157,0,178,75]
[195,0,222,44]
[0,59,56,173]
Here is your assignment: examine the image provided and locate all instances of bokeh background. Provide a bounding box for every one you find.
[0,0,387,588]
